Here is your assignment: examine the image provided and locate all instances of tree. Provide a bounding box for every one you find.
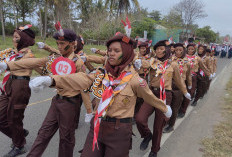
[173,0,207,40]
[16,0,36,24]
[196,26,217,43]
[105,0,140,17]
[148,10,161,21]
[0,0,5,41]
[131,17,156,39]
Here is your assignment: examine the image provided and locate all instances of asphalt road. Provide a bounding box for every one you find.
[0,57,231,157]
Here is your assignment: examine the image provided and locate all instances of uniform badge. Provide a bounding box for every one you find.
[51,56,76,75]
[122,97,130,104]
[138,78,147,87]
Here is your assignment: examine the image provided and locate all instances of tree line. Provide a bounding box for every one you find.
[0,0,223,43]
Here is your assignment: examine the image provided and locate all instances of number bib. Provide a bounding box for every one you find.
[51,56,76,75]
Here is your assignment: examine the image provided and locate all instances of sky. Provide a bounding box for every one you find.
[138,0,232,36]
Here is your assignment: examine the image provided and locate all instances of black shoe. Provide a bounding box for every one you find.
[24,129,29,137]
[10,129,29,148]
[177,112,185,118]
[148,151,157,157]
[163,125,174,133]
[191,101,197,106]
[3,147,26,157]
[140,133,152,151]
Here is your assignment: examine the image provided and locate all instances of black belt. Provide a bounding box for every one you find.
[102,116,132,123]
[56,94,80,103]
[9,75,30,80]
[152,87,171,92]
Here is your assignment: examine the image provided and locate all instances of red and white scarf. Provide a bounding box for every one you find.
[199,55,206,77]
[1,51,24,93]
[177,59,184,76]
[1,54,17,93]
[92,71,133,150]
[157,60,169,105]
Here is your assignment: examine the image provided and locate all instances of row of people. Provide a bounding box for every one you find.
[0,25,217,157]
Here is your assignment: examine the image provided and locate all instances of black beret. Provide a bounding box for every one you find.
[22,28,35,39]
[174,43,184,48]
[153,40,166,50]
[53,29,77,42]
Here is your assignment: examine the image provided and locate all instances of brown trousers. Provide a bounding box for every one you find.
[194,74,208,102]
[136,90,172,153]
[0,79,31,148]
[179,75,197,113]
[168,89,183,127]
[27,94,81,157]
[81,118,132,157]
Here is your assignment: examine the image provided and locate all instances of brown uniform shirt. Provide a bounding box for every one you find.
[149,58,188,94]
[212,56,217,73]
[208,56,214,74]
[8,49,92,111]
[52,65,168,118]
[44,44,94,72]
[186,55,211,76]
[172,56,192,86]
[87,55,106,65]
[8,52,84,95]
[43,44,60,55]
[9,48,37,76]
[200,55,212,75]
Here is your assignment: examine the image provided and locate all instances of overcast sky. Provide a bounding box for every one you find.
[138,0,232,36]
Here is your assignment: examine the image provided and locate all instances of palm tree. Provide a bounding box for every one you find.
[105,0,140,17]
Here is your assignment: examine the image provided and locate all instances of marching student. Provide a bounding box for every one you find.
[191,45,213,106]
[26,33,172,157]
[163,43,192,133]
[136,40,191,157]
[1,29,89,157]
[0,25,36,157]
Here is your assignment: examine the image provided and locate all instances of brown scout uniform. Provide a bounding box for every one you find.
[179,54,211,113]
[42,44,93,113]
[133,52,151,116]
[168,56,192,127]
[136,57,187,153]
[213,56,217,74]
[51,65,167,157]
[0,48,36,148]
[194,55,212,103]
[7,52,86,157]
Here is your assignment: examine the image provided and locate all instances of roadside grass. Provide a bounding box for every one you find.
[201,78,232,157]
[0,36,106,79]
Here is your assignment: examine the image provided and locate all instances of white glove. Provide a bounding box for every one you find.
[213,73,216,77]
[81,56,86,63]
[209,74,213,80]
[188,86,192,89]
[164,105,172,118]
[85,113,94,123]
[29,76,52,93]
[36,42,45,49]
[91,48,97,53]
[184,92,191,100]
[134,59,142,70]
[0,62,7,73]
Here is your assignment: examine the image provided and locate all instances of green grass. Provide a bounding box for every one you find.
[201,78,232,157]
